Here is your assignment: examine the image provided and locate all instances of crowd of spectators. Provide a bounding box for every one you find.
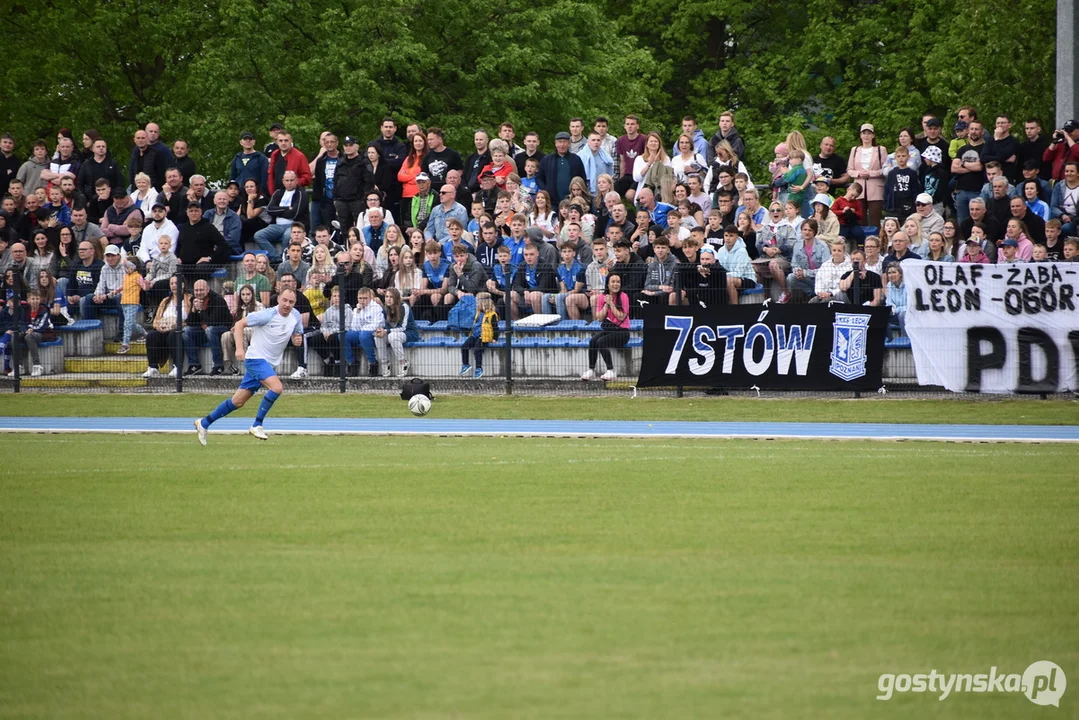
[1,109,1078,378]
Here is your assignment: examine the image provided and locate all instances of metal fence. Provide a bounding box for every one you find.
[8,246,1061,398]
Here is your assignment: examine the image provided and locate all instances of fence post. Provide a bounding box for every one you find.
[337,264,346,393]
[175,272,184,393]
[503,318,513,396]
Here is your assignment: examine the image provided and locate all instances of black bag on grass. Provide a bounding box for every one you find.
[400,377,432,401]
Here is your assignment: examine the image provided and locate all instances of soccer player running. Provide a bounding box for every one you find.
[195,288,303,444]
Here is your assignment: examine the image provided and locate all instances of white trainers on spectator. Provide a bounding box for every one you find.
[600,370,617,381]
[290,366,308,380]
[60,307,74,324]
[194,419,208,446]
[580,369,596,381]
[167,367,178,378]
[249,425,268,441]
[30,365,43,377]
[142,367,159,378]
[401,361,410,375]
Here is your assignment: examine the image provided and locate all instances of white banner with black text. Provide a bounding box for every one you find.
[905,260,1079,393]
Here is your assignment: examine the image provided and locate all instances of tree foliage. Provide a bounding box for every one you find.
[0,0,1055,181]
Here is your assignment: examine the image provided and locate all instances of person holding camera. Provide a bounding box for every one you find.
[1043,120,1079,181]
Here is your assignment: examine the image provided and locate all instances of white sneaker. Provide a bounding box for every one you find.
[30,365,43,377]
[580,369,596,381]
[600,370,617,381]
[194,419,208,446]
[142,367,160,378]
[167,367,178,378]
[290,366,308,380]
[60,307,74,323]
[249,425,268,441]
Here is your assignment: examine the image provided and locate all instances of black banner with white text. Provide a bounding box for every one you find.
[637,304,890,390]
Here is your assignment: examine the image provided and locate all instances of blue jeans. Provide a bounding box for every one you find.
[80,293,119,320]
[541,292,573,319]
[1062,220,1077,237]
[954,190,980,228]
[253,224,290,263]
[183,325,228,367]
[121,304,147,345]
[343,330,377,365]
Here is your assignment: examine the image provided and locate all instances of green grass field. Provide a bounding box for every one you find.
[2,427,1077,718]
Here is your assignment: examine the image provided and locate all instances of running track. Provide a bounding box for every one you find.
[1,417,1077,442]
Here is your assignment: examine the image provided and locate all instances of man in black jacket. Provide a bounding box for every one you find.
[322,250,367,306]
[369,118,407,218]
[311,133,340,230]
[332,136,374,231]
[177,203,231,286]
[537,133,586,204]
[610,239,648,314]
[128,129,165,191]
[254,171,310,264]
[183,279,233,375]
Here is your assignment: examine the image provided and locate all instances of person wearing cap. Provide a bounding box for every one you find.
[950,120,987,227]
[1043,120,1079,181]
[949,120,970,160]
[264,122,285,158]
[331,135,374,231]
[308,132,340,230]
[100,187,138,242]
[998,237,1021,264]
[914,117,950,165]
[958,232,992,264]
[138,202,179,263]
[683,243,727,307]
[82,243,125,320]
[537,131,586,205]
[906,191,944,245]
[847,123,888,227]
[1011,159,1051,203]
[128,129,165,192]
[230,131,270,191]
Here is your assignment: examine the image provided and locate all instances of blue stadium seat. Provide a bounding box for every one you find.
[57,320,103,332]
[629,320,643,330]
[884,337,911,349]
[740,286,765,296]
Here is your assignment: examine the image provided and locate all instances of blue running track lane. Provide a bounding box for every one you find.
[0,417,1077,442]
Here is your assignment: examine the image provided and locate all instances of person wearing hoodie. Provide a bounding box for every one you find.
[670,116,712,163]
[716,224,757,304]
[16,141,50,194]
[444,244,488,302]
[100,188,138,243]
[709,112,745,165]
[640,232,678,306]
[229,131,270,191]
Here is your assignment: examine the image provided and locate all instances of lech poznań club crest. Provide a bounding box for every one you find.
[829,313,870,381]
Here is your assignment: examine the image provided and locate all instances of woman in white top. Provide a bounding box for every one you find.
[129,172,159,216]
[632,131,673,195]
[670,134,707,182]
[394,249,424,307]
[883,128,922,174]
[704,139,752,192]
[142,275,189,378]
[528,189,559,239]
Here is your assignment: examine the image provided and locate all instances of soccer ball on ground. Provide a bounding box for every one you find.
[408,394,432,417]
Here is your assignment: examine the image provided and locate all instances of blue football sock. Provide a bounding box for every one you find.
[202,398,236,428]
[254,390,280,426]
